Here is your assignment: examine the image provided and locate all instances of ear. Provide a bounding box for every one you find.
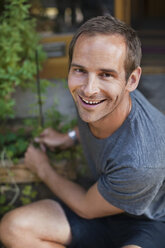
[126,66,142,92]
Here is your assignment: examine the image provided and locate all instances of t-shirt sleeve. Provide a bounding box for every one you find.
[97,166,163,215]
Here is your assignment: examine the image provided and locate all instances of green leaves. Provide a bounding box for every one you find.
[20,185,37,205]
[0,194,6,205]
[0,130,29,160]
[0,0,46,120]
[0,184,38,215]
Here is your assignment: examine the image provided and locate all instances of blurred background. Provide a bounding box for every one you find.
[30,0,165,77]
[0,0,164,120]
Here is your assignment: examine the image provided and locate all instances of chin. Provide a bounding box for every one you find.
[78,111,102,124]
[77,111,92,123]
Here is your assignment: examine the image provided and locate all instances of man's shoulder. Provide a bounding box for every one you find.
[103,91,165,170]
[131,89,165,120]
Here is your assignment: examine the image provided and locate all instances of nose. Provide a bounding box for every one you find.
[83,73,99,97]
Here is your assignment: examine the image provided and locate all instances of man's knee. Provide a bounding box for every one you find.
[0,207,24,246]
[0,199,71,247]
[0,199,59,234]
[0,200,50,244]
[122,245,142,248]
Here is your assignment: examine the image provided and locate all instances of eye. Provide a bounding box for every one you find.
[100,72,112,78]
[74,68,86,74]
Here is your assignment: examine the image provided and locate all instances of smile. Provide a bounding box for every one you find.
[79,96,105,105]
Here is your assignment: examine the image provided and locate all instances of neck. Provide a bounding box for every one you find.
[89,95,132,139]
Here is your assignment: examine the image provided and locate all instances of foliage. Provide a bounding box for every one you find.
[20,185,37,205]
[0,105,78,162]
[0,106,87,217]
[0,0,87,219]
[0,193,13,215]
[0,0,46,120]
[0,113,85,216]
[0,129,30,163]
[0,184,38,216]
[0,148,38,216]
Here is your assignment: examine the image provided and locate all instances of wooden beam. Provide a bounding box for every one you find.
[114,0,131,24]
[0,159,77,183]
[39,34,73,79]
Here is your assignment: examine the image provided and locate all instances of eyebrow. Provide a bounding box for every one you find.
[99,68,118,75]
[70,63,85,68]
[71,63,117,74]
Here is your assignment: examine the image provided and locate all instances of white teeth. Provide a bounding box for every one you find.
[82,98,101,105]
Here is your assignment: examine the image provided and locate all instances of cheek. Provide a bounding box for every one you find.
[68,74,85,92]
[106,83,121,94]
[68,73,76,92]
[104,83,125,100]
[68,81,78,96]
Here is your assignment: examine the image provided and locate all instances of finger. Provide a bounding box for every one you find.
[33,131,46,143]
[40,143,46,152]
[26,145,38,156]
[25,145,31,153]
[28,144,35,150]
[24,153,29,165]
[34,134,48,143]
[39,128,50,137]
[34,137,42,143]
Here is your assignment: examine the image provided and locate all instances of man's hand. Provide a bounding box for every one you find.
[24,145,51,180]
[24,147,123,219]
[34,128,74,150]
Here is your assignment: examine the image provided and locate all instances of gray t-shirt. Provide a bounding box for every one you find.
[78,90,165,221]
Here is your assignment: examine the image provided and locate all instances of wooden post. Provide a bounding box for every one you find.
[114,0,131,25]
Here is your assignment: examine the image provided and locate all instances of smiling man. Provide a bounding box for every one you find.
[1,15,165,248]
[68,33,137,137]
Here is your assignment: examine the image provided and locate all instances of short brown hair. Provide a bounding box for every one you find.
[69,15,142,81]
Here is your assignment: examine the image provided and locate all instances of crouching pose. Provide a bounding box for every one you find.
[1,15,165,248]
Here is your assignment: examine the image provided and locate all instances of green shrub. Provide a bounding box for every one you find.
[0,0,46,120]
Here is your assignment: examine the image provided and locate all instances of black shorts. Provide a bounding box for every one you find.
[61,203,165,248]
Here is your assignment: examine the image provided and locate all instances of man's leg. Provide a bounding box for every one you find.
[0,199,72,248]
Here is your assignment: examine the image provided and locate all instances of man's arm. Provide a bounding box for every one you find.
[34,127,80,150]
[25,146,124,219]
[43,167,124,219]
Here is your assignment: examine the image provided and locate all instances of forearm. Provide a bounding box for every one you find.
[41,162,90,218]
[34,126,80,150]
[64,126,80,148]
[73,126,80,142]
[57,126,80,149]
[25,145,123,219]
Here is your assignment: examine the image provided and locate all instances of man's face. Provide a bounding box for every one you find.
[68,34,130,124]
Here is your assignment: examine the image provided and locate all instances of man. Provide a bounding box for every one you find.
[0,15,165,248]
